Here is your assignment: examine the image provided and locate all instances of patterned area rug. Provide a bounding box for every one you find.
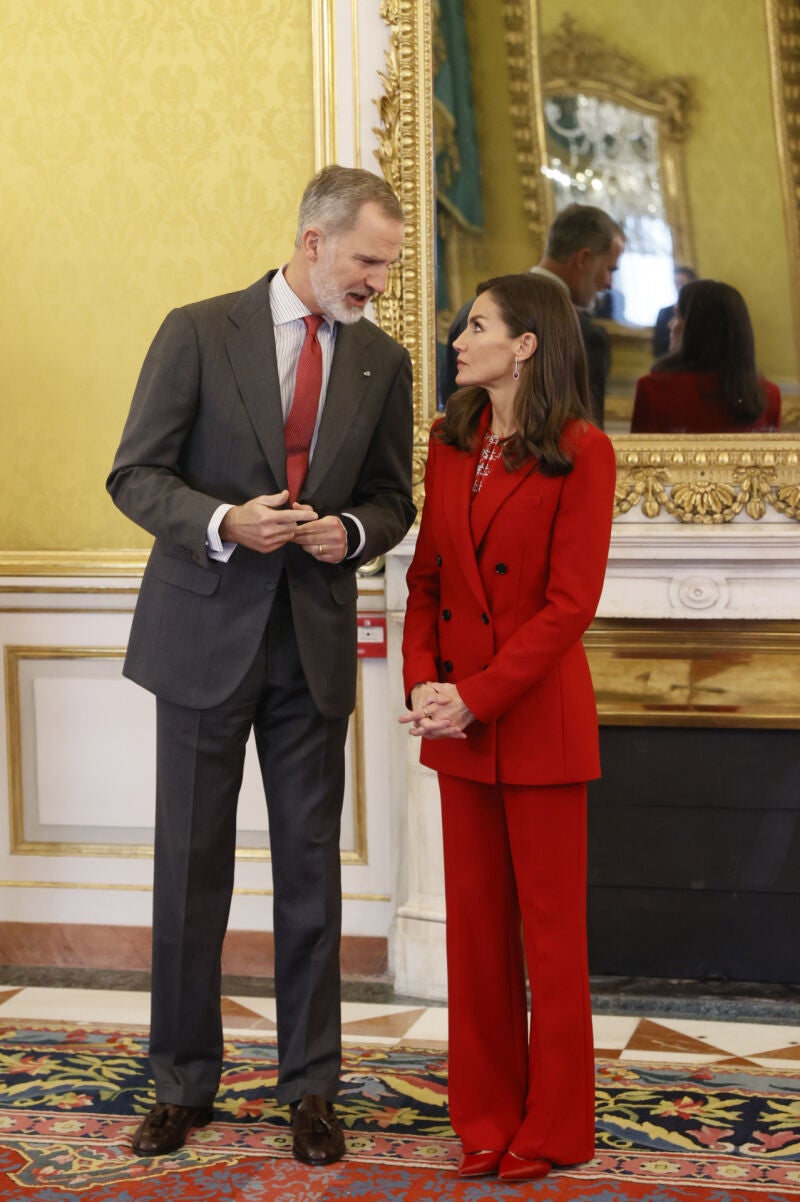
[1,1021,799,1200]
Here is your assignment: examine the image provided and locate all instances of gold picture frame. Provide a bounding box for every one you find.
[375,0,800,522]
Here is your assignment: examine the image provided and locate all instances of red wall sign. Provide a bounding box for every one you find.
[356,613,387,658]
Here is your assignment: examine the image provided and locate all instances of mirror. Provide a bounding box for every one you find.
[374,0,800,523]
[538,13,694,392]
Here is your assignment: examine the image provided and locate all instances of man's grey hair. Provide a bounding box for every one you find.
[295,164,404,246]
[545,203,624,261]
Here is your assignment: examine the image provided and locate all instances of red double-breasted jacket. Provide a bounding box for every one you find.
[402,407,616,786]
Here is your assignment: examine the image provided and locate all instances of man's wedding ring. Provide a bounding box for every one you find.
[422,707,431,719]
[318,544,323,554]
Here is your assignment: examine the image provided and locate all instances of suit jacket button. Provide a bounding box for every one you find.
[435,554,442,566]
[495,562,508,574]
[481,612,489,624]
[442,609,451,621]
[443,660,453,673]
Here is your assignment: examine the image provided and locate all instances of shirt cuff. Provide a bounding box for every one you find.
[206,503,237,562]
[341,512,366,560]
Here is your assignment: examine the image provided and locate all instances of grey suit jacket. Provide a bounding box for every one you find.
[108,271,415,717]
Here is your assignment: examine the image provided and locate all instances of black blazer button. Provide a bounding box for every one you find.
[442,609,452,621]
[495,562,508,574]
[435,554,442,566]
[443,660,453,673]
[481,612,489,624]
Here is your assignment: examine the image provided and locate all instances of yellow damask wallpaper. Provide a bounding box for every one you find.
[0,2,314,551]
[539,0,796,382]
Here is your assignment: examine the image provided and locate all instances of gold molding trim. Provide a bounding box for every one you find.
[0,610,137,616]
[538,14,695,266]
[5,647,368,863]
[586,618,800,727]
[0,879,391,901]
[0,586,139,595]
[502,0,555,246]
[613,434,800,522]
[766,0,800,375]
[375,0,436,499]
[0,551,150,577]
[312,0,337,169]
[351,0,362,166]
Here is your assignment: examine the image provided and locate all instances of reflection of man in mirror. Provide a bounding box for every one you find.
[439,204,624,426]
[652,265,697,358]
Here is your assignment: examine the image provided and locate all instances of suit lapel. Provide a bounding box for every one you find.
[226,272,287,490]
[469,451,538,550]
[442,409,490,611]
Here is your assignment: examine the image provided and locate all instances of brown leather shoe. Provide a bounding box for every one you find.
[290,1094,345,1166]
[131,1102,214,1157]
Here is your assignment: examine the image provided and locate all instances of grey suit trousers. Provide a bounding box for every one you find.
[148,575,349,1107]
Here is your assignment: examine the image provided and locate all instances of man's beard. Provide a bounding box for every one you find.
[310,255,374,325]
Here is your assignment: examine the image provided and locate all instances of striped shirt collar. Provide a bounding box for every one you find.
[529,265,571,297]
[269,266,335,334]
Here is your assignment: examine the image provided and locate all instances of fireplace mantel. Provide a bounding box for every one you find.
[385,521,800,998]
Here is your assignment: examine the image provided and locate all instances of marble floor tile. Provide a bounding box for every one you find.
[397,1006,449,1046]
[1,984,799,1070]
[645,1016,800,1057]
[341,1006,429,1043]
[592,1014,640,1054]
[224,995,278,1024]
[0,986,150,1027]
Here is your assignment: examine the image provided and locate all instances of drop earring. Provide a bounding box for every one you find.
[513,357,520,380]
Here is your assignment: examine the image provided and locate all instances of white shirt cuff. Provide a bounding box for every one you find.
[206,503,236,562]
[341,512,366,559]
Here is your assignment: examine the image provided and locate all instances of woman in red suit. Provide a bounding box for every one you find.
[632,278,781,433]
[400,274,616,1183]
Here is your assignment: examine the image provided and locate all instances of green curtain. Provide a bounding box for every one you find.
[434,0,484,403]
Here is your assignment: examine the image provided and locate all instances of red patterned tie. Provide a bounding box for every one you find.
[285,314,324,501]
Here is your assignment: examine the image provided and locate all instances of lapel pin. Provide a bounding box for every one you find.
[362,369,371,377]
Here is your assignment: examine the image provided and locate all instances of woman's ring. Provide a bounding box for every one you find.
[423,707,431,719]
[318,544,323,554]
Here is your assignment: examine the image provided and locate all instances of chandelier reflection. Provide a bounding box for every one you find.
[544,93,675,324]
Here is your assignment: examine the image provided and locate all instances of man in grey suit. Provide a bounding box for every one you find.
[108,165,415,1164]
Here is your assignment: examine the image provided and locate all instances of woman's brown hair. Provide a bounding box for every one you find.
[653,279,765,423]
[435,273,591,475]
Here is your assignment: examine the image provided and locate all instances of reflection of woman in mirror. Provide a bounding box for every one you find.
[631,279,782,433]
[399,274,615,1183]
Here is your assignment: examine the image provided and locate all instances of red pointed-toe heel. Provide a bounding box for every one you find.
[498,1150,553,1181]
[457,1148,504,1177]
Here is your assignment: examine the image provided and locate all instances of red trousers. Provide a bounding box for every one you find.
[438,774,594,1165]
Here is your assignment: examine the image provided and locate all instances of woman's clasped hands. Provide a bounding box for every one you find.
[399,682,474,740]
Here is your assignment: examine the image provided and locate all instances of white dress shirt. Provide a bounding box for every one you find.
[207,268,365,561]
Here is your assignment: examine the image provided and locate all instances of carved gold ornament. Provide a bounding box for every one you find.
[614,436,800,523]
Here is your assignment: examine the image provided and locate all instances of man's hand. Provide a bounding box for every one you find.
[292,512,348,563]
[220,491,317,554]
[399,682,473,740]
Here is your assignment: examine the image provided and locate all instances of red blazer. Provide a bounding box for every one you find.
[402,408,616,786]
[631,370,781,433]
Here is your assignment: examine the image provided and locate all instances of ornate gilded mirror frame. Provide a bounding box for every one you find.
[536,14,695,267]
[375,0,800,523]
